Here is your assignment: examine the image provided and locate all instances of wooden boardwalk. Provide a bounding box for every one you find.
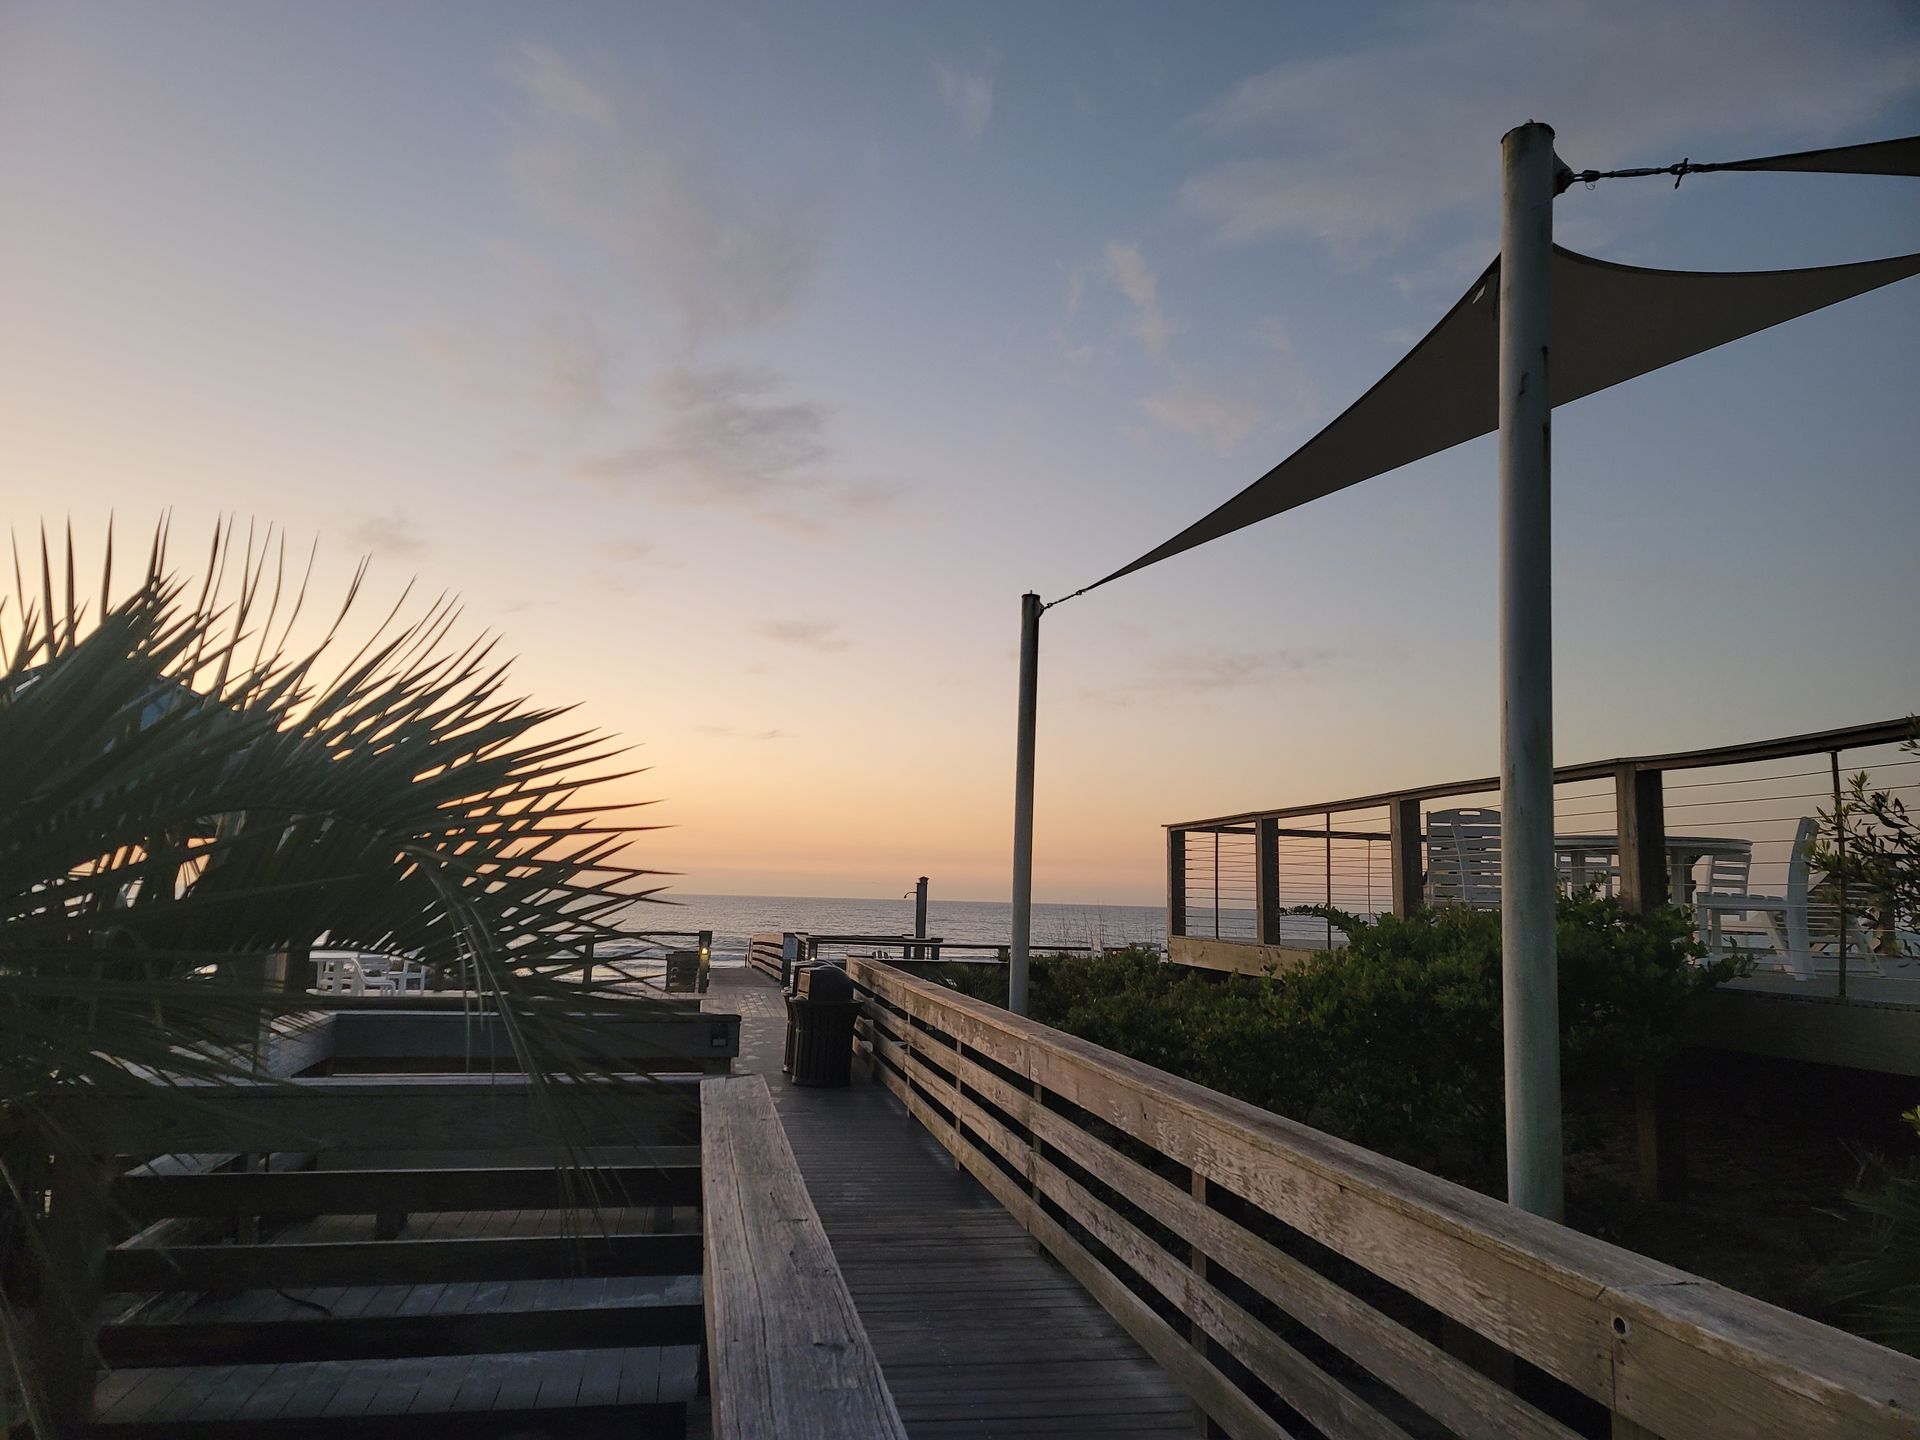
[707,965,1193,1439]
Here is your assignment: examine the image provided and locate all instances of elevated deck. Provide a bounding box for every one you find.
[705,965,1193,1438]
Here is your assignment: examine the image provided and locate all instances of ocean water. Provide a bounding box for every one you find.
[610,893,1166,965]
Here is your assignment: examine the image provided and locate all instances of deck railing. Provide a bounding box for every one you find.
[847,956,1920,1440]
[1166,717,1917,984]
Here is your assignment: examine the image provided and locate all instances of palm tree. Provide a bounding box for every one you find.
[0,521,672,1429]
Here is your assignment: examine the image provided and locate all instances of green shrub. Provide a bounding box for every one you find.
[1821,1106,1920,1355]
[984,897,1727,1194]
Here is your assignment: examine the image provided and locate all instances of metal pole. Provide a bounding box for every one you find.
[1009,593,1043,1015]
[1832,752,1848,1001]
[1324,813,1333,949]
[914,876,929,961]
[1498,120,1564,1220]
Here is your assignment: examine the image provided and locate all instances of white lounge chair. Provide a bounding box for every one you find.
[1698,818,1880,980]
[1426,808,1502,910]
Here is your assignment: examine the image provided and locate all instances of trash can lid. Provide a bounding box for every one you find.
[797,963,855,1002]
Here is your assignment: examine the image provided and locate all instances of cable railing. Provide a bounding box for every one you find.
[1167,717,1918,992]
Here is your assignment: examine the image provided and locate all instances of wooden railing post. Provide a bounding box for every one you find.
[1616,764,1668,912]
[37,1148,108,1427]
[1616,763,1687,1202]
[1254,818,1280,945]
[1167,828,1187,944]
[1389,797,1423,918]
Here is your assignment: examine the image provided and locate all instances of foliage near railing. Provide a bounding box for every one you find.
[1815,723,1920,945]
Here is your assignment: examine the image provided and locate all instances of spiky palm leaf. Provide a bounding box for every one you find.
[0,522,676,1427]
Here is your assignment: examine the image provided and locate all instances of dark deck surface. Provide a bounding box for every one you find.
[707,964,1193,1439]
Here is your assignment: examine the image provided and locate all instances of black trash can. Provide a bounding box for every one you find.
[785,967,860,1087]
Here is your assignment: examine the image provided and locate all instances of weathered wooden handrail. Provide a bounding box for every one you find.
[848,957,1920,1440]
[701,1074,906,1439]
[56,1072,704,1154]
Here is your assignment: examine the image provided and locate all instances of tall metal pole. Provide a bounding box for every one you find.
[1009,592,1043,1015]
[1498,120,1563,1220]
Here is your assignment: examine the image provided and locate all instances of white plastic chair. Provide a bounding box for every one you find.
[1692,840,1768,954]
[1702,819,1880,979]
[1426,808,1502,910]
[312,951,398,995]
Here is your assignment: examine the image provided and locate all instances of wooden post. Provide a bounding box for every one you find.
[38,1150,108,1426]
[280,938,311,997]
[1189,1171,1220,1439]
[913,877,929,961]
[1618,764,1686,1201]
[1166,829,1187,945]
[1254,818,1280,945]
[1389,796,1424,918]
[1615,765,1668,912]
[580,937,596,990]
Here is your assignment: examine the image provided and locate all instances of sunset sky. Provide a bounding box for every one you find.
[3,2,1917,904]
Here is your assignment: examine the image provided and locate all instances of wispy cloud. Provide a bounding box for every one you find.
[589,537,676,594]
[1100,243,1170,361]
[574,366,902,534]
[408,302,613,429]
[1085,645,1336,703]
[1138,382,1265,454]
[505,45,825,342]
[344,508,429,561]
[1066,243,1172,362]
[695,723,793,741]
[934,59,996,140]
[1182,0,1920,257]
[756,618,852,652]
[457,47,904,539]
[1061,242,1313,455]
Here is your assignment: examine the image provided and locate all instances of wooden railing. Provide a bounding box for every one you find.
[1166,715,1916,980]
[701,1075,906,1439]
[746,930,802,985]
[25,1071,704,1426]
[847,956,1920,1440]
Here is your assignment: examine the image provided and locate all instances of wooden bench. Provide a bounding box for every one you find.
[701,1075,905,1439]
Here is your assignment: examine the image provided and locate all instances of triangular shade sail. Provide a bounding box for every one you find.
[1708,134,1920,177]
[1080,246,1920,594]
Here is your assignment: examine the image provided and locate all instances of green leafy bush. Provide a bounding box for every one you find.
[932,896,1729,1194]
[1821,1106,1920,1356]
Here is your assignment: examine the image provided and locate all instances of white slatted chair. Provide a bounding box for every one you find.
[1691,840,1770,955]
[1703,819,1881,979]
[1425,808,1502,910]
[1556,849,1620,898]
[311,951,398,996]
[1772,818,1883,979]
[387,955,429,993]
